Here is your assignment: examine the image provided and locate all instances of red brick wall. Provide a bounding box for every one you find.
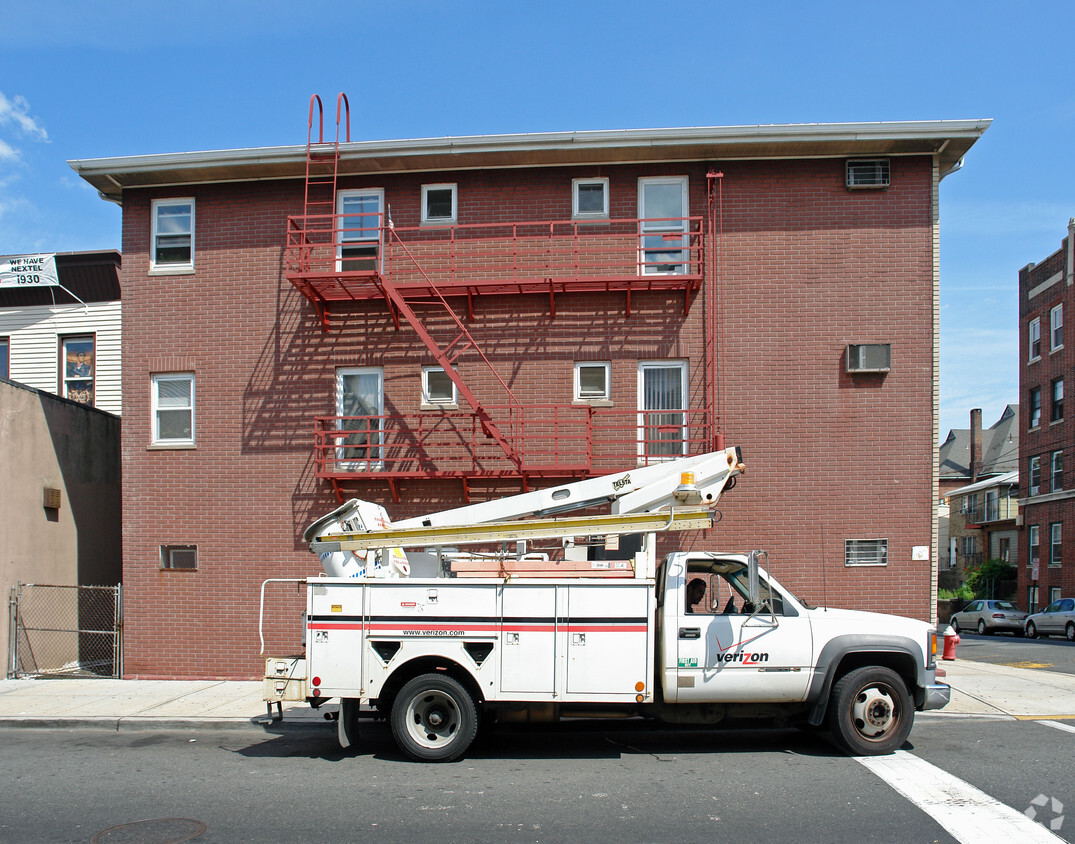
[1018,235,1073,610]
[120,156,937,678]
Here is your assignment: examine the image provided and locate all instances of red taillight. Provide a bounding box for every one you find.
[992,614,1005,619]
[312,676,322,686]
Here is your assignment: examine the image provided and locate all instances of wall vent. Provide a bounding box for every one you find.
[846,159,890,189]
[846,343,891,373]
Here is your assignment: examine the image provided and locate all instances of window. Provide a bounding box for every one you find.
[1051,588,1062,604]
[572,178,609,219]
[422,366,457,406]
[1053,450,1064,492]
[152,373,195,445]
[151,198,194,269]
[1053,378,1064,422]
[845,539,888,566]
[1050,522,1062,566]
[1029,317,1041,361]
[161,545,197,570]
[337,189,383,271]
[960,536,976,557]
[984,489,999,521]
[1029,386,1042,428]
[574,361,610,401]
[1029,455,1041,496]
[960,493,978,516]
[0,336,9,379]
[60,335,95,406]
[1052,304,1064,350]
[639,176,688,275]
[998,537,1011,563]
[336,367,383,469]
[1028,585,1039,613]
[638,361,687,460]
[1029,525,1040,569]
[421,184,457,225]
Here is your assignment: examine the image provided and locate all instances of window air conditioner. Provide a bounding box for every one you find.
[846,343,891,373]
[846,159,890,189]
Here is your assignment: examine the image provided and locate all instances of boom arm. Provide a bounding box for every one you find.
[394,447,744,529]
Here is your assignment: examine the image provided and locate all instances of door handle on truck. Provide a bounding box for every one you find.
[679,627,700,639]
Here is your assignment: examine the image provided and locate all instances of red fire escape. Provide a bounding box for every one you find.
[284,95,716,501]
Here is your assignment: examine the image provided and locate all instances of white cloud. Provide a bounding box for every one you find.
[0,139,16,161]
[0,91,48,142]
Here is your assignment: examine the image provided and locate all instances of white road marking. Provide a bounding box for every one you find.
[856,750,1065,843]
[1037,719,1075,735]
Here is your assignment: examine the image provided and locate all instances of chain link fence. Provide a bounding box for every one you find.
[7,583,122,679]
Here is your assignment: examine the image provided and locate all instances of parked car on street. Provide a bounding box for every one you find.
[950,599,1028,636]
[1025,598,1075,640]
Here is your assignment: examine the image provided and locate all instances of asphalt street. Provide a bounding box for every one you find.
[1,715,1071,843]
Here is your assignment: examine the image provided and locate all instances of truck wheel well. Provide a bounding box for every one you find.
[831,651,916,693]
[375,657,484,714]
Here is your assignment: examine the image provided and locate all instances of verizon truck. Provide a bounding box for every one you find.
[261,447,948,761]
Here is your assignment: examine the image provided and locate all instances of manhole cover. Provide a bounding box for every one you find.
[92,818,206,844]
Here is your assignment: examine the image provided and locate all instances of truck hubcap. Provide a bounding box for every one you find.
[406,690,459,747]
[852,686,895,738]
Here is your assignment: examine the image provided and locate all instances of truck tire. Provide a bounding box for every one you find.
[391,673,478,762]
[828,666,913,756]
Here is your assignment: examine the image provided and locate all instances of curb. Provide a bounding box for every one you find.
[0,716,334,732]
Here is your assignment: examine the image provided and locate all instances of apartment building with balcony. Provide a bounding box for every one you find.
[942,471,1018,591]
[1019,220,1075,612]
[70,106,988,677]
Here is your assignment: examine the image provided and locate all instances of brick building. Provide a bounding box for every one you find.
[1018,219,1075,613]
[70,113,988,678]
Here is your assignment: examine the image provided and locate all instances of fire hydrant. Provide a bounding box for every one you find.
[942,625,960,661]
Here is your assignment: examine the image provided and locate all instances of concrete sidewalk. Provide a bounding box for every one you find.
[0,658,1071,731]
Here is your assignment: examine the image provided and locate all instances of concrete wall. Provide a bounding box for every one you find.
[0,379,121,672]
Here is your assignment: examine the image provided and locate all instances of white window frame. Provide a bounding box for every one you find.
[845,539,888,567]
[151,373,195,446]
[1029,455,1041,496]
[160,544,197,570]
[421,366,458,407]
[1050,522,1062,567]
[572,178,609,220]
[60,334,95,406]
[1030,386,1042,428]
[1029,317,1041,361]
[1053,450,1064,492]
[150,198,194,272]
[637,360,688,460]
[638,176,689,275]
[1029,524,1040,568]
[574,361,611,402]
[1051,303,1064,351]
[335,366,384,470]
[337,188,384,272]
[421,183,457,225]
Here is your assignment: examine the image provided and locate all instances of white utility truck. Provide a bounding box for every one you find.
[261,447,948,761]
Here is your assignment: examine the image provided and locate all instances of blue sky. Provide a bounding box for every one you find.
[2,0,1071,441]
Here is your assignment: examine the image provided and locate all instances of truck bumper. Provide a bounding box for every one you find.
[922,682,951,711]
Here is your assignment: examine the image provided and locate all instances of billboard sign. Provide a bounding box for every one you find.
[0,254,59,288]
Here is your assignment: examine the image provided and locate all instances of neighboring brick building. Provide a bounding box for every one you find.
[1018,219,1075,613]
[70,114,989,678]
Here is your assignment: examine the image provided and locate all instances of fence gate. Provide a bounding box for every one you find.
[7,583,122,679]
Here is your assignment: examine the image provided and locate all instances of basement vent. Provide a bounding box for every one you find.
[43,487,62,509]
[846,159,890,189]
[846,343,891,374]
[161,544,198,570]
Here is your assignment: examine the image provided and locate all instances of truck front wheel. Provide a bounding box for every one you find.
[391,673,478,762]
[829,666,913,756]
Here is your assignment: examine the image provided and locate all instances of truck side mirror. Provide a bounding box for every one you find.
[747,550,761,605]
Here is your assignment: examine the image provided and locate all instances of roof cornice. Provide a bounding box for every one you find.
[69,119,992,203]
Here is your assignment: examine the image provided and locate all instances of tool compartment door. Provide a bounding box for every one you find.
[565,583,652,698]
[306,581,367,697]
[501,584,558,695]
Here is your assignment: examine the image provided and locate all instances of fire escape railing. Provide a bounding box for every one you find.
[315,406,714,500]
[285,214,705,318]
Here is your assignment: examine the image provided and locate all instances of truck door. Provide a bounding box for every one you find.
[673,565,813,703]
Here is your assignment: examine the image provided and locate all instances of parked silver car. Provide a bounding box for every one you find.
[1025,598,1075,640]
[950,599,1028,636]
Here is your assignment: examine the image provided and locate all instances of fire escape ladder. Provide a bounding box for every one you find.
[301,94,351,255]
[380,228,525,471]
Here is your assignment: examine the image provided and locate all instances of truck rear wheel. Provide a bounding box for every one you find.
[829,666,913,756]
[391,673,478,762]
